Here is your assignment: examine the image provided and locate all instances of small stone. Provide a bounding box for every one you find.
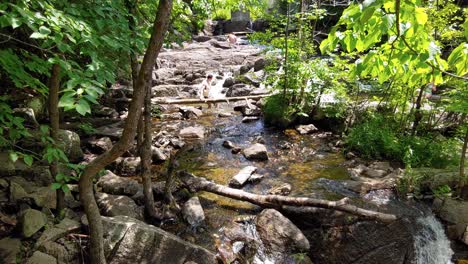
[296,124,318,135]
[268,183,292,195]
[21,209,47,238]
[117,157,141,176]
[231,147,242,154]
[26,251,57,264]
[183,196,205,227]
[229,166,257,188]
[218,112,233,118]
[151,146,167,162]
[248,173,264,182]
[88,137,113,154]
[222,140,236,149]
[243,143,268,160]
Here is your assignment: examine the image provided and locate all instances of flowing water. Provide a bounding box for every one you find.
[414,215,454,264]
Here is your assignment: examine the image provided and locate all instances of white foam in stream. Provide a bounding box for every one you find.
[414,215,453,264]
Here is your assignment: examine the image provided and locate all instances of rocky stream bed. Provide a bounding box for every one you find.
[1,36,467,264]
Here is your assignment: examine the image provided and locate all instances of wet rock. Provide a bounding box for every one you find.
[226,84,251,97]
[56,130,83,162]
[223,77,235,87]
[87,137,113,154]
[242,116,259,123]
[151,146,167,162]
[240,105,261,117]
[26,251,57,264]
[268,183,292,195]
[179,106,203,119]
[102,215,217,264]
[242,72,261,87]
[255,209,310,255]
[95,192,144,220]
[243,143,268,161]
[97,170,140,196]
[183,196,205,227]
[0,237,22,264]
[222,140,236,149]
[433,198,468,228]
[209,40,231,49]
[239,62,253,75]
[21,209,47,238]
[233,99,255,111]
[193,35,212,42]
[231,147,242,154]
[117,157,141,176]
[296,124,318,135]
[316,178,360,198]
[229,166,257,188]
[13,108,39,127]
[253,58,266,72]
[180,126,205,139]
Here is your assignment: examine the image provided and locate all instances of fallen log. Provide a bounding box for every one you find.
[178,171,398,223]
[152,94,270,105]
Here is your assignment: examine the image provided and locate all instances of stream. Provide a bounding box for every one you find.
[149,40,455,263]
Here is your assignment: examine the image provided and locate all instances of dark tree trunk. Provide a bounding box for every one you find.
[458,124,468,198]
[412,85,425,135]
[48,64,64,215]
[164,150,179,209]
[78,1,173,263]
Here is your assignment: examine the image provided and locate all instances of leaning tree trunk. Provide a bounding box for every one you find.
[141,78,158,219]
[412,85,426,135]
[78,1,173,263]
[48,63,64,214]
[179,172,398,223]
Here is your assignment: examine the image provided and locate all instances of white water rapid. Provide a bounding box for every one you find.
[414,215,453,264]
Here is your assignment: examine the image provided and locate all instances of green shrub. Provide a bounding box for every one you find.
[263,94,295,128]
[346,114,460,168]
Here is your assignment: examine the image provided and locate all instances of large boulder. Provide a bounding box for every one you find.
[253,58,267,72]
[97,170,141,196]
[87,137,113,154]
[102,215,217,264]
[226,84,251,97]
[21,209,47,238]
[255,209,310,255]
[95,192,144,220]
[433,198,468,244]
[182,196,205,227]
[116,157,141,176]
[243,143,268,161]
[0,237,22,264]
[57,130,83,162]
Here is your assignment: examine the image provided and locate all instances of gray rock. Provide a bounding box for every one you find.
[193,35,212,42]
[57,130,83,162]
[180,106,203,119]
[433,198,468,225]
[233,99,256,112]
[240,105,261,117]
[243,143,268,160]
[218,112,233,118]
[209,40,232,50]
[223,77,235,87]
[239,62,253,75]
[364,168,388,178]
[24,97,46,121]
[26,251,57,264]
[255,209,310,254]
[97,170,141,196]
[183,197,205,227]
[222,140,236,149]
[13,108,39,127]
[253,58,266,71]
[88,137,113,154]
[0,237,22,264]
[117,157,141,176]
[38,241,73,263]
[21,209,47,238]
[29,187,56,209]
[296,124,318,135]
[10,181,28,202]
[229,166,257,188]
[151,146,167,162]
[369,161,392,172]
[95,192,144,220]
[102,215,217,264]
[226,84,251,97]
[180,126,205,139]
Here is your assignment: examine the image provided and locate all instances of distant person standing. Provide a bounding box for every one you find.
[227,33,237,45]
[199,74,214,108]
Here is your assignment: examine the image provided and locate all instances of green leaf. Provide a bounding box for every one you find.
[415,8,427,25]
[39,26,51,35]
[30,32,47,39]
[360,7,376,24]
[23,155,33,166]
[51,182,62,190]
[56,173,64,181]
[75,99,91,116]
[9,152,18,162]
[61,184,70,193]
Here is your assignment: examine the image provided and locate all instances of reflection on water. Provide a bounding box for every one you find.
[157,107,350,250]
